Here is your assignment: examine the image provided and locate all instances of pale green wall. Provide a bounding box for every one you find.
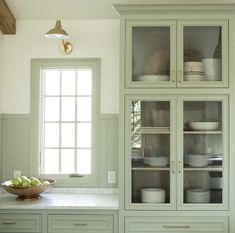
[0,115,2,183]
[0,114,119,187]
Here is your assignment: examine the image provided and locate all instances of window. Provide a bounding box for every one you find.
[31,59,100,187]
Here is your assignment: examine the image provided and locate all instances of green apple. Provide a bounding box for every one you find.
[20,176,28,181]
[21,178,31,187]
[12,177,22,186]
[29,177,41,186]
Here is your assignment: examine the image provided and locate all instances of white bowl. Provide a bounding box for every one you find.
[141,188,165,203]
[143,156,169,167]
[136,75,170,82]
[186,189,210,203]
[189,122,219,131]
[187,154,209,167]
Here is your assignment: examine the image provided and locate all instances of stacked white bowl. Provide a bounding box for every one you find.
[187,154,209,167]
[184,61,204,81]
[143,156,169,167]
[141,188,166,203]
[186,189,210,203]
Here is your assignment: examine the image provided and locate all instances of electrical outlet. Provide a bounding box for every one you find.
[13,170,21,178]
[108,171,116,184]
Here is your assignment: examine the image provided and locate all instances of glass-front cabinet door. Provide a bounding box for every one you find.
[177,20,228,88]
[125,96,176,210]
[178,96,228,210]
[125,95,228,211]
[125,19,228,88]
[125,20,177,88]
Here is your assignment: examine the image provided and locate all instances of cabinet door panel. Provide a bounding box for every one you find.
[177,95,228,210]
[125,95,177,210]
[177,20,228,88]
[125,20,177,88]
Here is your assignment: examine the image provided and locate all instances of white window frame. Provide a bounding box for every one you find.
[30,58,100,187]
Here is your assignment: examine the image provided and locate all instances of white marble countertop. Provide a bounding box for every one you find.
[0,189,119,210]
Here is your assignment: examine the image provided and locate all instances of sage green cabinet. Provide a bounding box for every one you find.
[125,94,228,211]
[0,214,42,233]
[125,19,228,88]
[48,214,114,233]
[125,216,228,233]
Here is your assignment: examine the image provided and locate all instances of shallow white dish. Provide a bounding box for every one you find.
[187,154,209,167]
[136,75,170,82]
[186,189,210,203]
[141,188,165,203]
[184,74,204,81]
[189,122,219,131]
[143,156,169,167]
[184,61,203,72]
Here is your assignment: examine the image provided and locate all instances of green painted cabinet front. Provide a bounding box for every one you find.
[125,19,228,88]
[0,214,42,233]
[124,94,228,211]
[125,216,228,233]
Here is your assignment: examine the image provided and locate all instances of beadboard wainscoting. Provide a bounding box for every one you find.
[0,114,119,188]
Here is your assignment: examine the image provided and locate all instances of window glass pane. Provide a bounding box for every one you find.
[44,70,60,95]
[61,149,75,174]
[44,123,59,147]
[61,70,76,95]
[61,97,75,121]
[44,97,60,121]
[77,69,92,95]
[77,97,91,121]
[77,149,91,174]
[77,123,91,147]
[61,123,75,147]
[44,149,59,174]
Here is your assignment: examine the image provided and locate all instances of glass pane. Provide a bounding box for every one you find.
[184,26,222,82]
[44,123,59,147]
[61,97,75,121]
[44,149,59,174]
[61,149,75,174]
[131,100,171,204]
[77,69,92,95]
[77,123,91,147]
[44,70,60,95]
[132,27,170,82]
[183,101,223,204]
[44,97,59,121]
[61,70,76,95]
[61,123,75,147]
[77,97,91,121]
[77,149,91,174]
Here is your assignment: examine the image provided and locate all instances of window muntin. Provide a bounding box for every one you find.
[41,68,93,175]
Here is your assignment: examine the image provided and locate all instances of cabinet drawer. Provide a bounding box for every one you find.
[0,214,41,233]
[48,214,113,233]
[125,216,228,233]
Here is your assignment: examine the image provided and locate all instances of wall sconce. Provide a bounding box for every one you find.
[45,20,73,55]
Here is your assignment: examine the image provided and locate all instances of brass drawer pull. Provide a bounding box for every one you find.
[163,225,190,229]
[3,221,16,225]
[74,223,87,227]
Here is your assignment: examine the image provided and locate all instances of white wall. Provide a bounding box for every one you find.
[0,31,3,113]
[2,20,119,114]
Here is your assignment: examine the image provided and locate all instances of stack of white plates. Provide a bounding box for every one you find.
[189,122,219,131]
[184,61,204,81]
[141,188,165,203]
[187,154,209,167]
[143,156,169,167]
[186,189,210,203]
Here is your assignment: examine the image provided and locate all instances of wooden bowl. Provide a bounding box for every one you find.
[1,178,56,199]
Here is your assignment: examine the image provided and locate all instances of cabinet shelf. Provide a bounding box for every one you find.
[132,164,170,171]
[138,127,170,134]
[184,131,222,134]
[184,165,222,172]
